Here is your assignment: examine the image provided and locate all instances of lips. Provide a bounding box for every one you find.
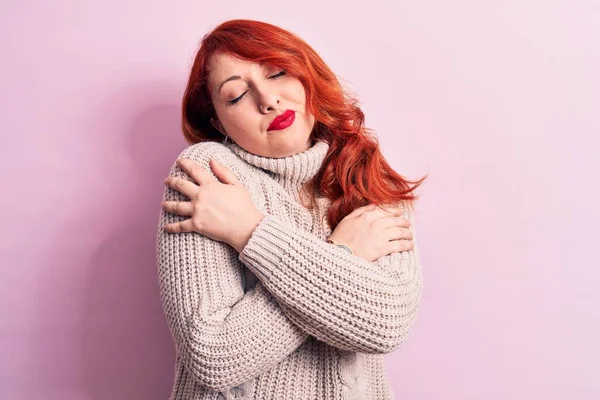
[268,109,295,131]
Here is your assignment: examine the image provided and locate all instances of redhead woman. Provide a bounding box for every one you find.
[156,18,426,400]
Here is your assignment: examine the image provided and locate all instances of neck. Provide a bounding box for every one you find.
[226,139,330,193]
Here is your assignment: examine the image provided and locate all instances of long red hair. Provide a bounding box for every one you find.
[181,19,427,229]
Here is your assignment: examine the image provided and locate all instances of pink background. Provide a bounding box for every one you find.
[1,1,598,399]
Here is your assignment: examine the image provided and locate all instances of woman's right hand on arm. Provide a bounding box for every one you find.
[328,203,414,262]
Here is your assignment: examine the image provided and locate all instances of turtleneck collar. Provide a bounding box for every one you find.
[225,139,330,189]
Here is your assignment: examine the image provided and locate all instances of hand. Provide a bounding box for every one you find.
[329,203,413,262]
[162,157,264,252]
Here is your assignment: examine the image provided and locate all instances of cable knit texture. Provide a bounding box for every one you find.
[156,138,423,400]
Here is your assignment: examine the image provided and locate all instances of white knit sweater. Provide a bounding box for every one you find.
[156,138,423,400]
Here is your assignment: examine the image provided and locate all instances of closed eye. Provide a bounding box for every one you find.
[227,70,287,105]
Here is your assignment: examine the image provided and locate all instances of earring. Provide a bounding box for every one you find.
[224,134,229,144]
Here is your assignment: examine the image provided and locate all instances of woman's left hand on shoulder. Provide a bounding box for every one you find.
[161,157,264,252]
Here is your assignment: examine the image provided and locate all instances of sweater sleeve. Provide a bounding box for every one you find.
[156,147,309,392]
[237,204,423,355]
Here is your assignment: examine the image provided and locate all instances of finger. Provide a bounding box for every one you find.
[162,218,195,233]
[375,204,403,217]
[165,176,199,199]
[383,226,413,241]
[346,203,378,219]
[380,215,411,229]
[162,201,194,217]
[386,238,414,254]
[358,205,402,222]
[176,158,217,186]
[210,158,241,185]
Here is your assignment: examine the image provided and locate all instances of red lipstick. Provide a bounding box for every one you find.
[268,109,295,131]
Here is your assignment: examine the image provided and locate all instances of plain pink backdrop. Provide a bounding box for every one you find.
[1,1,598,399]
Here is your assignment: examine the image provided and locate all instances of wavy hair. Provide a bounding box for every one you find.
[181,19,427,230]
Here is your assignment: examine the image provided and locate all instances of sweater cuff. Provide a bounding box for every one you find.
[238,214,296,274]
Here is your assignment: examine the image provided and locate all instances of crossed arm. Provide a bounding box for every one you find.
[157,204,310,392]
[156,144,422,391]
[237,206,423,354]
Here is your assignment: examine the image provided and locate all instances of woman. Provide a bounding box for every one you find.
[157,18,426,400]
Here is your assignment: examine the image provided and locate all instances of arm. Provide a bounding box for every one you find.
[156,147,310,392]
[237,204,423,354]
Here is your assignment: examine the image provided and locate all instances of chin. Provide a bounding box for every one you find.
[265,129,311,157]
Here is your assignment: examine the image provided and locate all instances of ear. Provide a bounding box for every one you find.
[210,117,226,135]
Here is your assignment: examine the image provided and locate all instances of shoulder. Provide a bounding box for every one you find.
[167,141,261,189]
[168,141,243,174]
[176,141,234,164]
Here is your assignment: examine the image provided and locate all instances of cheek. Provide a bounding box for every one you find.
[220,106,246,126]
[304,113,315,128]
[227,109,260,134]
[281,79,306,101]
[294,84,308,103]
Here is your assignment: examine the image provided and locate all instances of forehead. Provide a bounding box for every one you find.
[208,53,264,81]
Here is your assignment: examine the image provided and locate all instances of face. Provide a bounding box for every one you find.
[207,52,316,158]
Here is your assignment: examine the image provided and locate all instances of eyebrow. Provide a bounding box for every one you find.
[218,75,242,94]
[217,63,275,94]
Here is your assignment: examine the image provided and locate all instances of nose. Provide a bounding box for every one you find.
[255,87,280,113]
[259,102,279,113]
